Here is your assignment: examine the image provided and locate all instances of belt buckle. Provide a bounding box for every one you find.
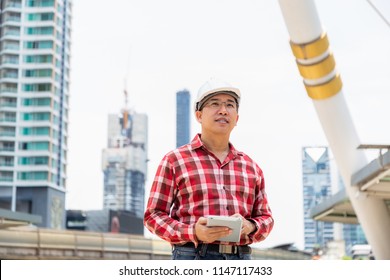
[219,244,236,254]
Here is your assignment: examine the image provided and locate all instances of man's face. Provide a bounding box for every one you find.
[195,93,239,136]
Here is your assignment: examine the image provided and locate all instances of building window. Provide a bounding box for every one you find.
[24,40,54,49]
[0,127,16,137]
[18,171,48,181]
[2,55,19,65]
[24,55,53,64]
[19,141,50,151]
[0,171,14,182]
[23,69,53,78]
[26,0,55,8]
[18,156,49,166]
[26,12,54,21]
[21,127,50,136]
[25,26,54,35]
[21,112,51,121]
[23,83,52,92]
[22,98,51,107]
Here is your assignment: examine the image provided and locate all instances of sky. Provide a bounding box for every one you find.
[65,0,390,250]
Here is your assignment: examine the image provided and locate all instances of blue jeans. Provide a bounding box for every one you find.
[172,244,252,260]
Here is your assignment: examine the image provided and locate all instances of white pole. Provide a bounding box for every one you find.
[278,0,390,259]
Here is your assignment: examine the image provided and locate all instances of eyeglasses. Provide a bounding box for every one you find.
[204,100,238,111]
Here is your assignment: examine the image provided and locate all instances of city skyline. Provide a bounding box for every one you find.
[65,0,390,250]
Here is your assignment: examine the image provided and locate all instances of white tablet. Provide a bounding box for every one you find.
[206,215,242,242]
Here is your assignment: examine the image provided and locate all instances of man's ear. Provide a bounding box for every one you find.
[195,111,202,123]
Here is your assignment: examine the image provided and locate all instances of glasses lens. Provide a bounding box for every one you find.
[206,101,236,110]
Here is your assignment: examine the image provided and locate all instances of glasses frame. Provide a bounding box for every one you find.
[203,100,238,111]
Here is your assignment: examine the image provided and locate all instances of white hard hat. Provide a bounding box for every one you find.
[195,78,241,111]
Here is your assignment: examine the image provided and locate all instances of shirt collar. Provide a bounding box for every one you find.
[190,133,243,157]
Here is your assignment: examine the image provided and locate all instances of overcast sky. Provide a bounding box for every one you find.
[65,0,390,250]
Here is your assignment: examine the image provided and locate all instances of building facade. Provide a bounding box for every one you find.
[302,147,334,253]
[0,0,72,228]
[302,147,368,257]
[176,89,190,148]
[102,109,147,225]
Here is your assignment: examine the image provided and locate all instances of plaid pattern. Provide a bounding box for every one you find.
[144,134,274,246]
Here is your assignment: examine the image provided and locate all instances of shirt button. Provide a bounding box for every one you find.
[226,206,229,210]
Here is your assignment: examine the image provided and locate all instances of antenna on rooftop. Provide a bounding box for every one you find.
[123,78,128,110]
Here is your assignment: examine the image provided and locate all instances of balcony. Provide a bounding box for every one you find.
[0,130,16,137]
[0,177,13,182]
[4,1,22,9]
[0,101,17,108]
[0,169,14,181]
[0,71,18,80]
[0,83,18,93]
[0,56,19,67]
[1,43,20,51]
[0,117,16,123]
[3,16,21,23]
[0,147,15,153]
[0,162,14,167]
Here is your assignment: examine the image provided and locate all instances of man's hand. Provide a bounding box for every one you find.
[231,214,256,237]
[195,217,232,243]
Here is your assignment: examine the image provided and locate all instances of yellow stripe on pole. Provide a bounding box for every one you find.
[290,33,329,59]
[297,53,335,80]
[304,74,343,100]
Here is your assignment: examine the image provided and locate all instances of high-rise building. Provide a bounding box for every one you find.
[302,146,367,257]
[0,0,72,228]
[302,147,334,253]
[102,108,148,222]
[176,89,190,148]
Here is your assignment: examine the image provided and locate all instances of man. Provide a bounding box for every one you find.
[144,78,274,260]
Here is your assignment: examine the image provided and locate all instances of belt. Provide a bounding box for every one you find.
[178,242,252,255]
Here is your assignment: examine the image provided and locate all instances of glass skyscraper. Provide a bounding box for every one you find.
[0,0,72,228]
[176,89,190,148]
[302,146,367,257]
[302,147,334,253]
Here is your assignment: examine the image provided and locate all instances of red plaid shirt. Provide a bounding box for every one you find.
[144,134,274,246]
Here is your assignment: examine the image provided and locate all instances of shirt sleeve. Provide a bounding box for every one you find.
[143,155,198,245]
[248,169,274,243]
